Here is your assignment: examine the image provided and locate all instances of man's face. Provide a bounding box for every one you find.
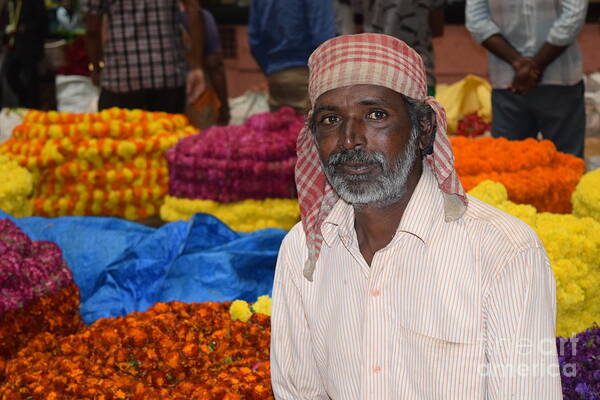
[312,84,420,207]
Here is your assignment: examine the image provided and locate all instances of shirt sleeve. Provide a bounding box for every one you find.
[546,0,588,47]
[306,0,336,49]
[270,239,329,399]
[483,247,563,400]
[247,3,268,73]
[465,0,501,44]
[201,9,222,56]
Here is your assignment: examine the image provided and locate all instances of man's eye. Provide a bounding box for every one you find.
[321,115,340,125]
[366,110,387,120]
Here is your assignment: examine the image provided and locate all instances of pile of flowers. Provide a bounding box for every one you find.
[0,109,197,220]
[572,168,600,223]
[454,112,490,137]
[454,137,585,213]
[0,220,82,380]
[162,107,303,227]
[0,154,33,217]
[468,179,600,337]
[167,107,302,202]
[1,300,272,399]
[558,326,600,399]
[161,197,300,231]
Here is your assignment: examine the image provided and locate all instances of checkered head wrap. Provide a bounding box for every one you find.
[297,33,468,281]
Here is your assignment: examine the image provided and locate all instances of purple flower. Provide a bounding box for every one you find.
[558,326,600,399]
[167,107,304,202]
[0,219,74,316]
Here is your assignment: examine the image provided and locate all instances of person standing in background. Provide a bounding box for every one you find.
[358,0,446,96]
[466,0,588,158]
[248,0,336,113]
[333,0,356,35]
[83,0,205,114]
[182,5,230,127]
[0,0,48,109]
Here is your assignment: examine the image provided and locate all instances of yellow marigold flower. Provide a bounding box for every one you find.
[467,180,507,206]
[229,300,252,322]
[252,295,272,317]
[47,110,59,123]
[124,205,139,221]
[117,141,136,160]
[134,156,147,170]
[572,168,600,223]
[48,124,62,139]
[146,203,156,216]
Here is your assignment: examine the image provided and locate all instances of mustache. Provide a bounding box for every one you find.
[326,148,385,169]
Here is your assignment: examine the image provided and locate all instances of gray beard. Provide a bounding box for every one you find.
[322,130,419,208]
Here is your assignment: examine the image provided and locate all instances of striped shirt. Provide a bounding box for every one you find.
[271,164,562,399]
[465,0,587,88]
[84,0,187,92]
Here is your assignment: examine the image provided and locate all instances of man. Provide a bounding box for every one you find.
[270,34,562,399]
[0,0,47,109]
[83,0,205,114]
[358,0,446,96]
[466,0,587,158]
[182,6,230,127]
[248,0,336,113]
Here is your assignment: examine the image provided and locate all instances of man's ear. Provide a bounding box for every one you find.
[419,108,436,157]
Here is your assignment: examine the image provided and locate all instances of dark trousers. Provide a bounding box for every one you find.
[0,50,41,109]
[491,81,586,158]
[98,86,186,114]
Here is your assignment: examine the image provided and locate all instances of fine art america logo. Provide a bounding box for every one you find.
[479,337,578,378]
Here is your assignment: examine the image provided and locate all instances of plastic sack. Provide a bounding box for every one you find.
[436,74,492,134]
[228,90,269,125]
[584,72,600,138]
[0,210,286,324]
[0,108,25,144]
[55,75,100,113]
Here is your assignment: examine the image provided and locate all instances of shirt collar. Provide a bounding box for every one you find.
[320,163,443,248]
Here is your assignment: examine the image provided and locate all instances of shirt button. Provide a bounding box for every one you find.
[373,366,382,373]
[371,289,381,297]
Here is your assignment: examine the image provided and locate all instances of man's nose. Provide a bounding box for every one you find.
[340,118,366,150]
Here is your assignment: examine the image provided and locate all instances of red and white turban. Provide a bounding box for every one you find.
[296,33,467,281]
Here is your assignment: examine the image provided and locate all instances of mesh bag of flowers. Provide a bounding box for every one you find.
[0,109,197,220]
[0,154,33,217]
[1,301,272,400]
[162,107,303,229]
[453,137,585,213]
[469,180,600,337]
[0,220,83,381]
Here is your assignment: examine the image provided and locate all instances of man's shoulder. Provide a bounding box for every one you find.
[281,221,307,250]
[463,194,543,253]
[275,222,309,281]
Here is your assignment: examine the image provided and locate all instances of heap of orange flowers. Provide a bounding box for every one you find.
[0,284,82,383]
[452,137,585,213]
[1,301,272,400]
[0,109,197,220]
[0,220,83,383]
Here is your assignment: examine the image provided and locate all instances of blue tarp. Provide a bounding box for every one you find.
[0,211,285,324]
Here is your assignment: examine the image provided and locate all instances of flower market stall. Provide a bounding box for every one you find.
[161,107,303,231]
[0,109,197,220]
[0,94,598,399]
